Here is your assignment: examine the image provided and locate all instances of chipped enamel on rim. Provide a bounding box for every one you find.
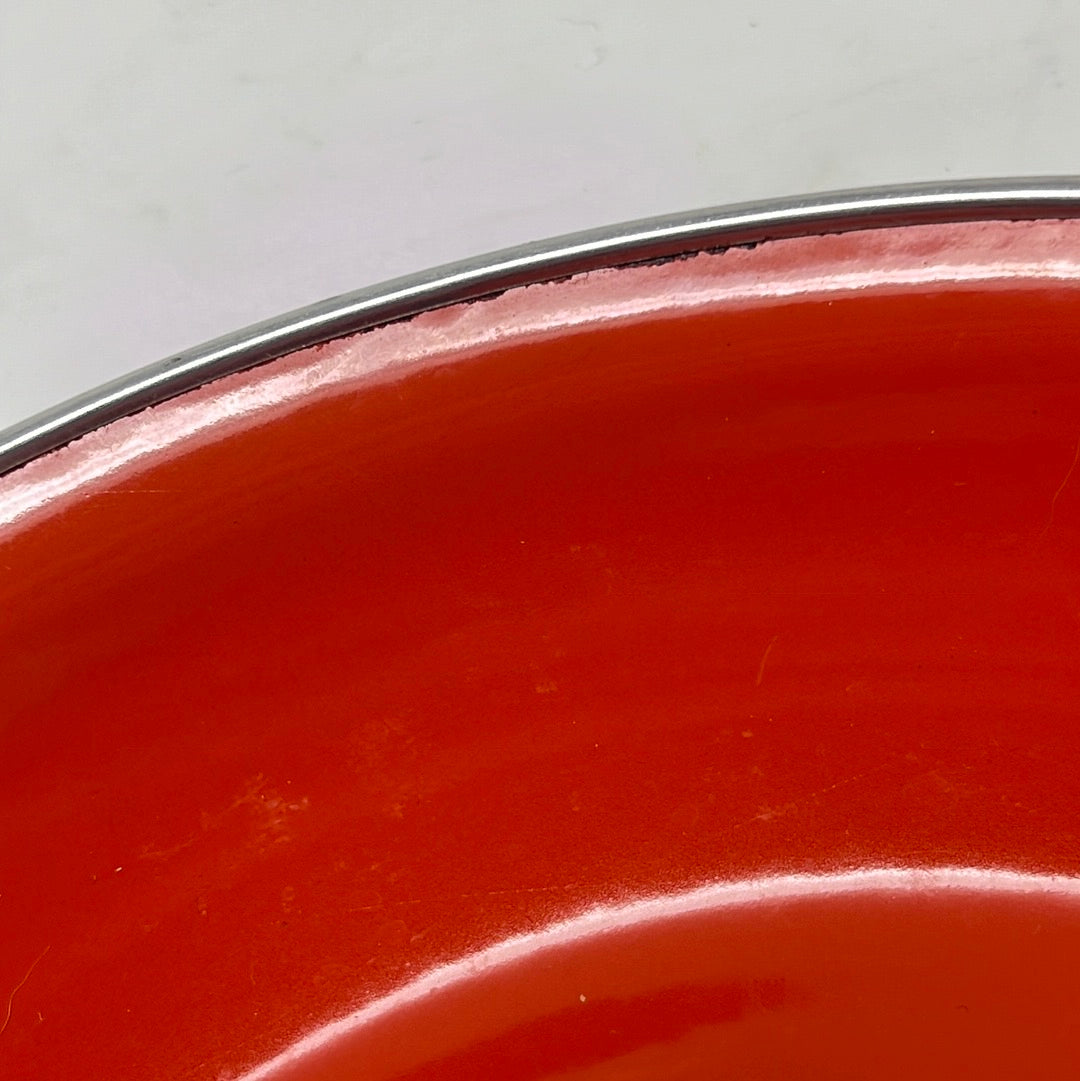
[4,217,1080,535]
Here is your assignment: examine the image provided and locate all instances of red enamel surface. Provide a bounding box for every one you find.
[3,221,1080,1079]
[260,878,1080,1081]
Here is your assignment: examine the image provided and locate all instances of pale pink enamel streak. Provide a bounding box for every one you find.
[4,219,1080,533]
[236,866,1080,1081]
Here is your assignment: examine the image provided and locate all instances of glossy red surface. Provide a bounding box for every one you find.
[259,876,1080,1080]
[3,221,1080,1079]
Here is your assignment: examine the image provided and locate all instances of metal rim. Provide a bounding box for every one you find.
[4,176,1080,477]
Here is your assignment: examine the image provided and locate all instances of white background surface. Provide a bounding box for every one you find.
[4,1,1080,433]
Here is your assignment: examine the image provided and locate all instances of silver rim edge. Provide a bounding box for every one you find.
[4,177,1080,477]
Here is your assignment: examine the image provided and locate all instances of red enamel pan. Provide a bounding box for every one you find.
[5,181,1080,1080]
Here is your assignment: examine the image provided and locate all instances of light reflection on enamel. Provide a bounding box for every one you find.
[237,866,1080,1081]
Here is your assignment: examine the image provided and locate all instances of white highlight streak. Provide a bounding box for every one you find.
[237,866,1080,1081]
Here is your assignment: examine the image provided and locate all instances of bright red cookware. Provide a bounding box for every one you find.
[5,185,1080,1079]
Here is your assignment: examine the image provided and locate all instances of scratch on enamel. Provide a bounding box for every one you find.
[0,945,50,1038]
